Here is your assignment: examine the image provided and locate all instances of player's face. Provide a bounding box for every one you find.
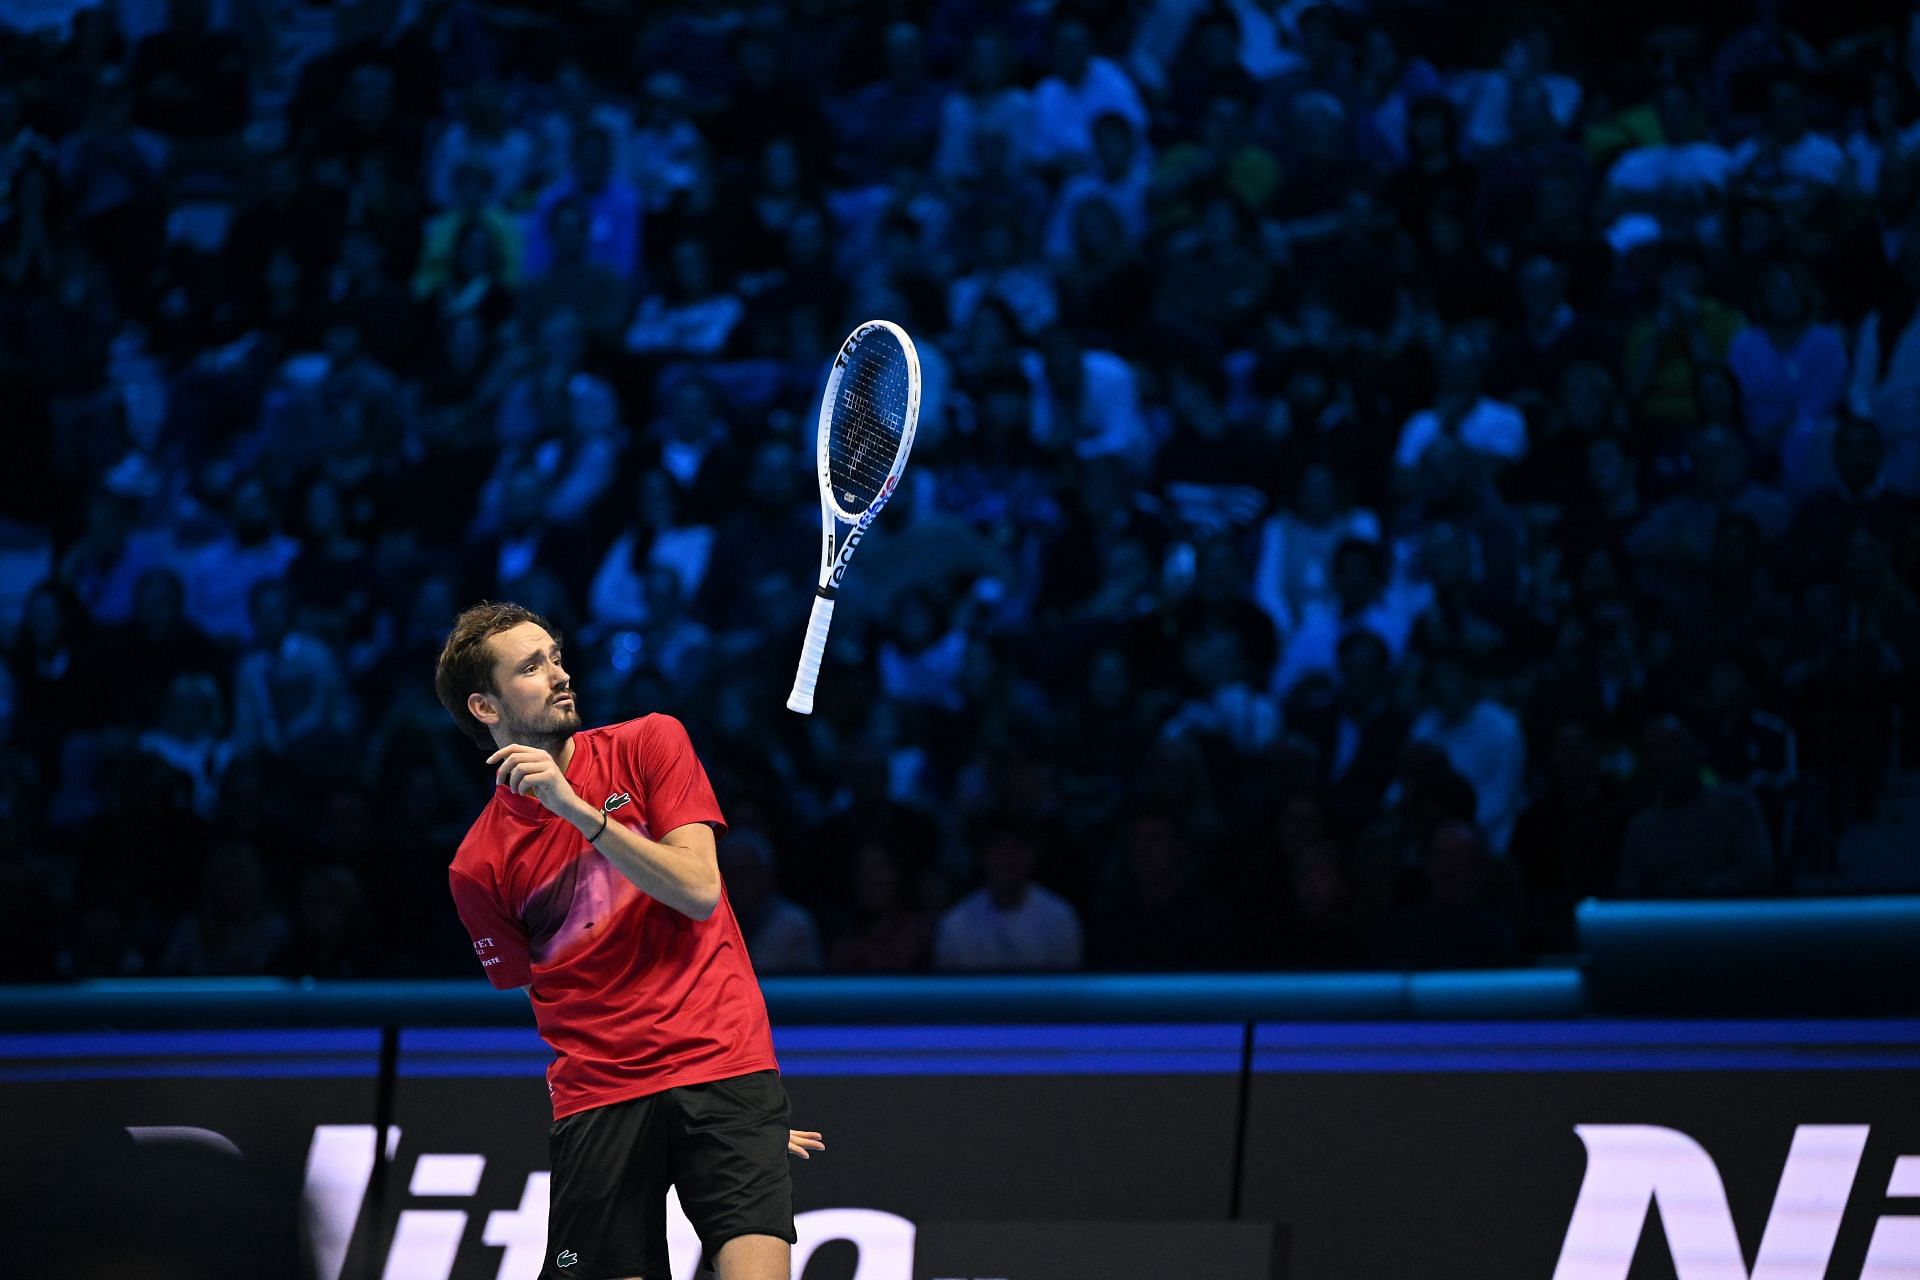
[484,622,581,742]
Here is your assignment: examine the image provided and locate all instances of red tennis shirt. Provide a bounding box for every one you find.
[448,714,778,1119]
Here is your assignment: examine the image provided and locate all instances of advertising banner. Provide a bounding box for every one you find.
[1243,1020,1920,1280]
[377,1023,1262,1280]
[0,1024,1268,1280]
[9,1019,1916,1279]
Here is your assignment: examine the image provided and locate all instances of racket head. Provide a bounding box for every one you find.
[815,320,921,525]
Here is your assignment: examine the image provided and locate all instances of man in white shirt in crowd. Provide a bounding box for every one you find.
[935,815,1083,970]
[1408,650,1526,854]
[1029,18,1148,170]
[1024,329,1153,470]
[1605,82,1733,206]
[1393,328,1527,477]
[1729,74,1849,202]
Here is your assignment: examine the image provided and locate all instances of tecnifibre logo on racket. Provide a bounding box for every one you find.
[827,477,902,589]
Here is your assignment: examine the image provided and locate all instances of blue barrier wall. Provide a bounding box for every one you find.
[0,968,1589,1029]
[5,1016,1918,1280]
[1577,897,1920,1014]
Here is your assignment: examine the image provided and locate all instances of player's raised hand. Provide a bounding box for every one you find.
[487,744,580,815]
[787,1130,825,1160]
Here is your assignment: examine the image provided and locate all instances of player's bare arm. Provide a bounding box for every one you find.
[487,743,723,919]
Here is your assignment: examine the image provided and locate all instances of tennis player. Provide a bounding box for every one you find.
[435,600,819,1280]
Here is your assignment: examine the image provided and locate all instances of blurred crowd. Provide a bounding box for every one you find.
[3,0,1919,981]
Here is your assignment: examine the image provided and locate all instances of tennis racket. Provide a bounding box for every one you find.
[787,320,922,714]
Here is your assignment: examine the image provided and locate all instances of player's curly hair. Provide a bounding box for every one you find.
[434,601,560,749]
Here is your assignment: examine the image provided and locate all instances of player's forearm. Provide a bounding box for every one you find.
[563,803,721,919]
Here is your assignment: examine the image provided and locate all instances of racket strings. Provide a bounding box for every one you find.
[829,340,909,512]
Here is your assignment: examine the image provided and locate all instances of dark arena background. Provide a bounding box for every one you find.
[3,1,1920,1277]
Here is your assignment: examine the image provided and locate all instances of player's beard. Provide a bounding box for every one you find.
[501,692,582,757]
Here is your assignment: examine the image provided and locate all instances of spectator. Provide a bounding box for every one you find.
[1603,83,1734,206]
[1353,23,1444,169]
[1628,427,1790,597]
[524,124,641,281]
[698,438,814,631]
[1726,260,1848,455]
[1023,328,1151,468]
[1028,19,1148,171]
[627,72,704,208]
[1786,418,1910,589]
[934,32,1034,181]
[482,309,624,530]
[1616,717,1774,896]
[647,375,734,504]
[59,869,152,979]
[1055,193,1153,344]
[1282,836,1369,965]
[137,670,233,819]
[588,469,714,635]
[1451,24,1582,157]
[177,477,301,644]
[1681,511,1793,674]
[1045,112,1149,260]
[412,205,515,332]
[833,23,945,184]
[935,816,1083,971]
[1151,192,1274,347]
[1490,255,1615,410]
[276,864,376,979]
[1407,650,1527,852]
[127,0,247,142]
[1386,94,1477,238]
[519,197,628,343]
[1846,66,1920,198]
[828,842,935,972]
[231,578,357,761]
[426,85,536,209]
[877,588,973,714]
[624,239,742,357]
[1378,820,1520,967]
[158,842,291,976]
[951,213,1059,339]
[1272,537,1422,696]
[1393,329,1528,474]
[1088,813,1232,968]
[1161,618,1281,755]
[7,582,102,774]
[1322,629,1413,834]
[1622,249,1744,432]
[718,830,822,974]
[94,567,223,729]
[1848,232,1920,493]
[1253,462,1382,637]
[1792,527,1920,830]
[1508,721,1630,950]
[1730,74,1850,203]
[412,159,523,322]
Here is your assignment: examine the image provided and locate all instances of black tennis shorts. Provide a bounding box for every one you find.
[542,1069,795,1280]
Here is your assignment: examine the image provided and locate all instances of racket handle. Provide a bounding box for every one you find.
[787,595,836,715]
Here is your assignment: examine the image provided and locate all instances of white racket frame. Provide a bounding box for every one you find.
[787,319,922,714]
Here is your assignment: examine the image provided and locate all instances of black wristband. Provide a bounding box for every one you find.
[588,809,609,844]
